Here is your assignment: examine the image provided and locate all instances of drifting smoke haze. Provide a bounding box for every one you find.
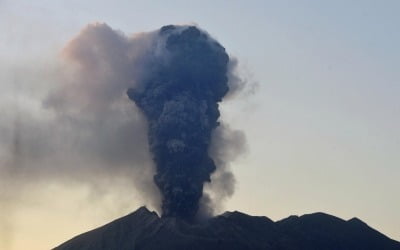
[0,22,248,246]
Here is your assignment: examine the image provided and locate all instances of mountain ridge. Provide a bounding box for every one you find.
[54,206,400,250]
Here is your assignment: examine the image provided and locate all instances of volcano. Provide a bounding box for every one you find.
[53,207,400,250]
[52,24,399,250]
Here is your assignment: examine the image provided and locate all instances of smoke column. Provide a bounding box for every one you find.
[0,23,245,234]
[127,25,230,220]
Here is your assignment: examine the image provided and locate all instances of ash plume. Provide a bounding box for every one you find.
[127,25,232,220]
[0,23,247,232]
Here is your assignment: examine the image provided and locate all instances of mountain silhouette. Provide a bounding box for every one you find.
[53,206,400,250]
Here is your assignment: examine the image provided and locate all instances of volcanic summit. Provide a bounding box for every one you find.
[54,206,400,250]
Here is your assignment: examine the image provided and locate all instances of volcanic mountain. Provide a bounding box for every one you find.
[53,207,400,250]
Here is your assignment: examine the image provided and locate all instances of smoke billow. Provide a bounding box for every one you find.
[127,25,231,220]
[0,23,247,233]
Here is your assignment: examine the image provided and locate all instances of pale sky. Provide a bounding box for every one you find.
[0,1,399,249]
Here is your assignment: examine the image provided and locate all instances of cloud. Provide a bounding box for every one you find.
[0,23,249,245]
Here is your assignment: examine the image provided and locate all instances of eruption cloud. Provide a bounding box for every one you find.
[0,23,248,235]
[127,25,230,220]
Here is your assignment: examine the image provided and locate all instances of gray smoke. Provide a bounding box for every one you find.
[0,23,247,229]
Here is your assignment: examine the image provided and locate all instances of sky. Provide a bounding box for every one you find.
[0,1,399,249]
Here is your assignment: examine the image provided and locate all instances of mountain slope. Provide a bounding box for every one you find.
[54,207,400,250]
